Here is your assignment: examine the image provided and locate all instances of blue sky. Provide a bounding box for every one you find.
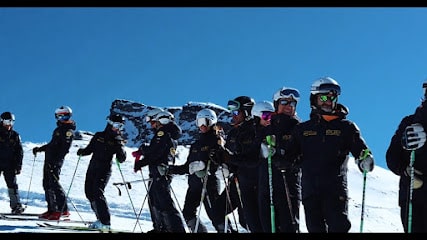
[2,7,427,169]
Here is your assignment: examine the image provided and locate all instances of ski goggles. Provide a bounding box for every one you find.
[196,118,212,127]
[227,100,240,111]
[261,112,273,121]
[145,116,155,123]
[231,110,240,116]
[1,119,14,125]
[279,99,297,107]
[279,88,300,100]
[318,94,338,103]
[55,114,70,121]
[107,119,124,130]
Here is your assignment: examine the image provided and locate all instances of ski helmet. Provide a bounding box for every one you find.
[251,101,275,120]
[1,111,15,126]
[55,106,72,121]
[145,107,164,123]
[107,114,125,130]
[273,87,300,110]
[155,111,174,125]
[423,80,427,98]
[310,77,341,110]
[227,96,255,120]
[196,108,218,127]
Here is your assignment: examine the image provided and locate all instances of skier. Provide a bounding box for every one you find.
[0,111,24,214]
[133,110,186,232]
[33,106,76,220]
[76,113,127,230]
[266,87,302,233]
[387,80,427,232]
[168,108,234,232]
[276,77,374,232]
[218,95,263,232]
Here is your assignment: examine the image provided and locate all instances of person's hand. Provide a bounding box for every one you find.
[157,163,169,176]
[404,166,424,189]
[356,149,374,173]
[132,150,142,160]
[32,147,39,156]
[261,142,276,159]
[402,123,427,150]
[15,169,21,175]
[77,148,84,156]
[189,161,206,175]
[215,163,230,179]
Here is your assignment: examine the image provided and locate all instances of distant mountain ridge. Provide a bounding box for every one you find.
[109,99,233,147]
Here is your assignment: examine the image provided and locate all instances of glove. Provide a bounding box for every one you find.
[77,148,84,156]
[266,135,276,147]
[404,166,424,189]
[134,159,143,173]
[15,169,21,175]
[157,163,169,176]
[356,149,374,173]
[32,147,39,156]
[402,123,427,150]
[132,150,142,160]
[215,163,230,179]
[189,161,206,175]
[260,142,276,159]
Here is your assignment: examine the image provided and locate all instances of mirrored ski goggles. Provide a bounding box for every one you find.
[280,88,300,100]
[145,116,154,123]
[1,119,14,125]
[261,112,273,121]
[55,114,70,121]
[196,118,211,127]
[107,120,124,130]
[318,94,338,103]
[227,100,240,111]
[279,99,297,107]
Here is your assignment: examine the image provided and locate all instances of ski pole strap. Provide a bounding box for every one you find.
[360,149,371,160]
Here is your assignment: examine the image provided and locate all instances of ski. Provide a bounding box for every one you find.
[0,212,41,217]
[37,222,136,233]
[0,214,92,224]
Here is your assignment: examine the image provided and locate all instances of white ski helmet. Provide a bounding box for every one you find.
[55,106,72,121]
[273,87,300,110]
[196,108,217,127]
[145,107,164,123]
[155,111,174,125]
[310,77,341,96]
[251,101,275,119]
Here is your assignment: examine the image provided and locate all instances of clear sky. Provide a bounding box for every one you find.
[2,7,427,169]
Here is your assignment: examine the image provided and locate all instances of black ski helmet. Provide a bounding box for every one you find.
[228,96,255,120]
[1,111,15,121]
[108,113,125,123]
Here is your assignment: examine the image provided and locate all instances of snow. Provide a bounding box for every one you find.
[0,132,403,233]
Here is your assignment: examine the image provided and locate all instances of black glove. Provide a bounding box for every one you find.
[77,148,84,156]
[32,147,39,156]
[15,169,21,175]
[134,158,149,173]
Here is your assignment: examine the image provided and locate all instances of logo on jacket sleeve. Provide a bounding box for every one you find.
[157,131,164,137]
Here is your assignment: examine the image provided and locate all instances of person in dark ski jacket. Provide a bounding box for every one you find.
[33,106,76,220]
[388,80,427,232]
[218,95,263,232]
[133,110,186,233]
[168,108,234,233]
[0,111,24,214]
[76,113,127,230]
[277,77,374,232]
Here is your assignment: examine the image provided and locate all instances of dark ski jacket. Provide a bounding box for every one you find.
[0,126,23,171]
[38,120,76,166]
[280,104,371,200]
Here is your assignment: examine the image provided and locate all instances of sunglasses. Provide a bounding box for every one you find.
[107,120,124,130]
[2,119,14,125]
[261,112,273,121]
[280,88,300,100]
[55,114,70,121]
[318,94,338,102]
[279,99,297,107]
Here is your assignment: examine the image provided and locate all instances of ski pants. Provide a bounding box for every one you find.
[43,162,68,213]
[302,192,351,232]
[84,166,111,225]
[400,190,427,232]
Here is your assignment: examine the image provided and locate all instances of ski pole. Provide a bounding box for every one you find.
[133,170,152,232]
[281,169,298,233]
[195,160,211,233]
[360,169,367,233]
[266,135,276,233]
[24,155,37,209]
[218,166,239,233]
[115,159,143,232]
[408,150,416,233]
